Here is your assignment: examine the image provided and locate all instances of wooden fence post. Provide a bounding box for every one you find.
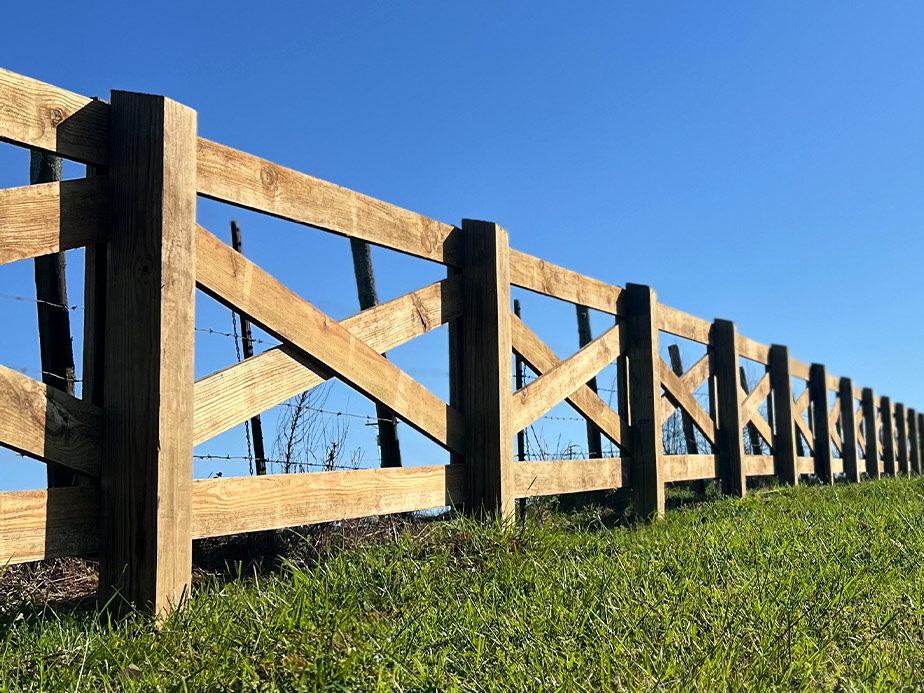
[713,319,745,497]
[881,396,896,476]
[919,413,924,474]
[908,408,920,475]
[895,403,908,476]
[768,344,797,486]
[99,91,197,616]
[625,284,664,519]
[838,377,860,483]
[461,219,514,519]
[809,364,833,484]
[862,388,878,479]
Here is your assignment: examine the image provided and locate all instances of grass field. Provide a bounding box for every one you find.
[3,477,924,691]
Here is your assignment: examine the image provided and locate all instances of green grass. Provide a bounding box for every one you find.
[4,478,924,691]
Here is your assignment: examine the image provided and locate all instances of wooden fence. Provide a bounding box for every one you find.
[0,68,920,615]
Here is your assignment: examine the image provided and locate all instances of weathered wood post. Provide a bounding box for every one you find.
[839,378,860,483]
[768,345,798,486]
[625,284,664,518]
[99,91,197,616]
[576,304,603,460]
[918,413,924,475]
[809,364,833,484]
[908,408,920,475]
[461,219,514,519]
[895,403,908,476]
[713,319,745,497]
[881,396,896,476]
[861,388,879,479]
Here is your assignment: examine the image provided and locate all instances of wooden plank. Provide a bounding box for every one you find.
[838,377,860,483]
[625,284,664,518]
[793,388,810,417]
[744,404,774,452]
[657,304,712,344]
[826,373,840,392]
[658,358,716,444]
[809,364,834,484]
[797,457,815,475]
[510,315,629,449]
[895,403,909,475]
[508,249,623,315]
[515,458,625,497]
[736,335,770,365]
[769,345,798,485]
[660,351,711,422]
[0,486,99,564]
[663,454,717,482]
[0,68,109,165]
[0,364,100,477]
[713,319,746,497]
[460,220,514,518]
[862,388,878,478]
[196,138,461,266]
[0,178,107,265]
[98,92,197,617]
[789,358,811,381]
[192,275,462,446]
[744,455,775,476]
[511,323,622,433]
[908,408,920,475]
[191,465,465,538]
[794,411,814,455]
[828,400,843,452]
[196,225,464,455]
[739,373,771,426]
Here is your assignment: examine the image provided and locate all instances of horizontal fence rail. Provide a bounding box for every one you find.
[0,67,921,615]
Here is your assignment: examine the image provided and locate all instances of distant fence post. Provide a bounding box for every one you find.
[862,388,879,479]
[713,319,745,497]
[919,413,924,474]
[881,396,896,476]
[809,364,833,484]
[908,408,920,475]
[768,344,798,485]
[895,403,908,476]
[460,220,514,519]
[839,378,860,483]
[624,284,664,519]
[99,91,197,616]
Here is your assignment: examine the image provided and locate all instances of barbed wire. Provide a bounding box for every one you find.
[195,326,277,346]
[0,293,82,312]
[8,365,82,383]
[193,453,360,472]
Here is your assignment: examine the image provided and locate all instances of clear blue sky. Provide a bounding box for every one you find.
[1,1,922,489]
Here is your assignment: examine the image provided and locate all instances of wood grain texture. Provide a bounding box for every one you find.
[657,304,712,344]
[744,455,775,476]
[508,249,624,315]
[660,352,711,422]
[739,373,771,428]
[881,396,896,475]
[193,276,462,446]
[0,364,100,477]
[789,358,811,381]
[192,465,464,538]
[0,68,109,165]
[663,454,717,482]
[196,138,460,266]
[713,319,746,497]
[0,177,107,265]
[460,220,514,518]
[769,345,798,485]
[797,457,815,475]
[861,388,879,478]
[658,358,716,444]
[99,92,197,617]
[736,335,770,365]
[625,284,664,518]
[839,378,860,482]
[515,458,625,497]
[0,486,99,564]
[809,364,834,484]
[196,225,464,455]
[512,323,622,433]
[510,315,629,449]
